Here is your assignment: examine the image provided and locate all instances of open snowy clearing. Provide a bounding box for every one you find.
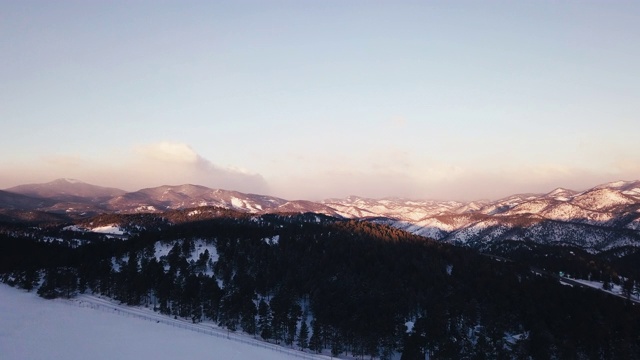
[0,284,328,360]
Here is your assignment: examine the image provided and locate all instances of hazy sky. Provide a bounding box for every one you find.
[1,1,639,200]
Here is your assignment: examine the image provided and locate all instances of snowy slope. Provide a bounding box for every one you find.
[356,182,640,252]
[323,196,464,221]
[107,185,288,213]
[0,284,328,360]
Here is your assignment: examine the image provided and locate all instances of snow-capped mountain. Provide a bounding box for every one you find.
[107,184,288,213]
[350,180,640,252]
[2,178,640,252]
[322,195,466,221]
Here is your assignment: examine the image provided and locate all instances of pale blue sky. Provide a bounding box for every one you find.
[1,1,639,200]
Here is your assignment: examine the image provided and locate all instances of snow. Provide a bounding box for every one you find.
[446,264,453,275]
[623,188,640,197]
[154,242,175,259]
[606,180,629,188]
[0,284,327,360]
[63,225,85,232]
[405,321,414,333]
[264,235,280,245]
[569,279,640,302]
[91,225,124,235]
[231,197,245,208]
[135,205,158,212]
[572,189,634,211]
[154,239,219,275]
[504,200,550,216]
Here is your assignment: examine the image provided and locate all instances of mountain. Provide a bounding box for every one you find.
[6,178,126,202]
[2,178,640,252]
[0,189,54,210]
[272,200,343,217]
[3,178,127,216]
[107,184,288,213]
[343,180,640,252]
[323,195,466,221]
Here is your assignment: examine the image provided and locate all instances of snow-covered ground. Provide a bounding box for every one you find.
[0,284,327,360]
[91,225,125,235]
[64,224,125,235]
[571,278,640,302]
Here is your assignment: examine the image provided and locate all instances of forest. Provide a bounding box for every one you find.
[2,210,640,359]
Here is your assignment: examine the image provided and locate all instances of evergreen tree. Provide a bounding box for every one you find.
[330,329,343,358]
[309,319,323,353]
[18,268,39,292]
[258,299,272,341]
[38,268,60,299]
[298,320,309,350]
[286,302,302,345]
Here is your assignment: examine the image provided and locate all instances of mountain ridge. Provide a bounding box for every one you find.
[3,178,640,252]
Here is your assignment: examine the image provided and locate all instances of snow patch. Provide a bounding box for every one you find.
[264,235,280,245]
[405,321,415,333]
[91,225,124,235]
[63,225,85,232]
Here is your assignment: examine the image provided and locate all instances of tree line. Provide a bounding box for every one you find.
[2,213,640,359]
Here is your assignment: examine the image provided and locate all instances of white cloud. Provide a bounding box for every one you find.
[137,142,200,164]
[2,141,640,202]
[0,142,269,194]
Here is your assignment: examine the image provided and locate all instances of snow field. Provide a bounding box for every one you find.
[0,284,329,360]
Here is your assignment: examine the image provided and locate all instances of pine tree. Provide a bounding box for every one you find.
[330,330,343,358]
[286,302,302,345]
[18,268,40,292]
[258,299,272,341]
[309,319,323,353]
[298,320,309,350]
[37,268,60,299]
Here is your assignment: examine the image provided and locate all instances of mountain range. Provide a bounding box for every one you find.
[3,178,640,252]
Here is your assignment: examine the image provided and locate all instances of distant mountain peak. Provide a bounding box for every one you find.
[601,180,632,188]
[5,179,126,203]
[547,187,571,195]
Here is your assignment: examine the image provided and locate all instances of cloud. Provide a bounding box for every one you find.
[137,142,200,164]
[2,141,640,202]
[122,142,270,193]
[269,156,640,202]
[0,142,269,194]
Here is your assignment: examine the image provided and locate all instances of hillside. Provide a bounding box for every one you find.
[3,214,640,359]
[0,284,324,360]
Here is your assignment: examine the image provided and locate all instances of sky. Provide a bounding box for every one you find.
[1,1,639,201]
